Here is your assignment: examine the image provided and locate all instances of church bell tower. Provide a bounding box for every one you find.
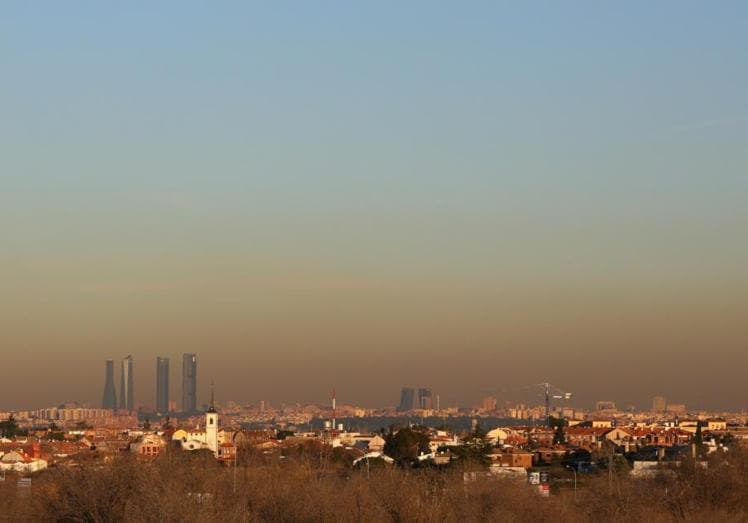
[205,381,218,454]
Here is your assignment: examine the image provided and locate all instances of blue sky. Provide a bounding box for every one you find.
[1,2,747,410]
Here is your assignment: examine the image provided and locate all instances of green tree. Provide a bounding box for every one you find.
[553,424,566,444]
[693,422,705,458]
[719,432,735,448]
[48,430,66,441]
[0,414,19,438]
[694,422,703,445]
[447,442,492,468]
[472,422,488,440]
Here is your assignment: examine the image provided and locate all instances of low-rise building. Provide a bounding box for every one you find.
[130,434,166,458]
[486,449,534,469]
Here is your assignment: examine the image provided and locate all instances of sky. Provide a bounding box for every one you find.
[1,1,747,411]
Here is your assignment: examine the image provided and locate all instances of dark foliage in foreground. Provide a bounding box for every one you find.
[1,447,747,522]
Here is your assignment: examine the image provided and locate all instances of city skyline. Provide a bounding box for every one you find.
[1,2,746,412]
[13,354,741,414]
[1,3,746,521]
[3,344,743,411]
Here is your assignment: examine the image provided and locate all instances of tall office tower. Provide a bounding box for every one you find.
[418,388,433,410]
[652,396,667,412]
[481,396,497,412]
[119,355,134,411]
[102,359,117,409]
[398,387,416,412]
[182,353,197,413]
[156,357,170,414]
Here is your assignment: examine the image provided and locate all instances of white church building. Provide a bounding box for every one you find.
[172,392,224,456]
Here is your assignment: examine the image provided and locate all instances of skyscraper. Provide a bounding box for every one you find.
[182,353,197,413]
[481,396,497,412]
[398,387,416,412]
[156,357,170,414]
[120,355,134,411]
[652,396,667,412]
[102,359,117,409]
[418,388,433,410]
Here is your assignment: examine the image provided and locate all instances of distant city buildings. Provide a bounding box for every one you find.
[418,388,433,410]
[398,387,415,412]
[182,353,197,413]
[596,401,617,411]
[102,359,117,409]
[156,357,169,414]
[397,387,434,411]
[481,396,498,411]
[653,396,667,412]
[120,355,134,411]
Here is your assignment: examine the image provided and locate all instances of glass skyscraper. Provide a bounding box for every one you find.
[120,355,134,411]
[102,359,117,409]
[156,357,170,414]
[398,387,416,412]
[182,353,197,413]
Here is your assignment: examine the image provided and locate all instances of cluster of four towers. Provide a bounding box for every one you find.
[102,353,198,414]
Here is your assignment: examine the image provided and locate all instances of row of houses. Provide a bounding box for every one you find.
[2,407,744,480]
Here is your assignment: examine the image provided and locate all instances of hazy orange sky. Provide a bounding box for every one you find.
[1,2,746,411]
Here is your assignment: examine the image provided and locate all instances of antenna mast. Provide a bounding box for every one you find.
[331,388,336,432]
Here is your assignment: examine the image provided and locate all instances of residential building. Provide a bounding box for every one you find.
[131,433,166,458]
[596,401,616,411]
[486,449,534,469]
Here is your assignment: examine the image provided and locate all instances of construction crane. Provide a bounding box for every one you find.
[480,382,573,426]
[542,382,573,426]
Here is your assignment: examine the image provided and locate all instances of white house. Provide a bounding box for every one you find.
[0,451,48,473]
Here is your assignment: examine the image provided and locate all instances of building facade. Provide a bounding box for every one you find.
[418,388,433,410]
[398,387,415,412]
[156,357,170,414]
[182,353,197,413]
[652,396,667,412]
[102,359,117,409]
[120,356,134,411]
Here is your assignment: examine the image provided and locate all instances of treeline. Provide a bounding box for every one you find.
[2,446,748,521]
